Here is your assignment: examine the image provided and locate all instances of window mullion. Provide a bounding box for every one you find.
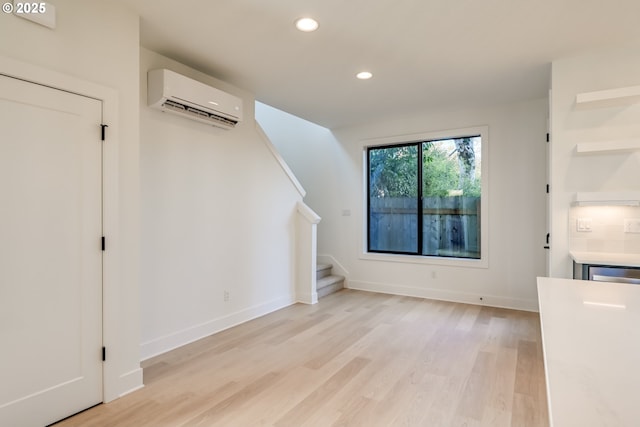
[417,142,423,255]
[366,147,372,253]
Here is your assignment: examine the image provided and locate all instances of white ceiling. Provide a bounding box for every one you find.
[119,0,640,129]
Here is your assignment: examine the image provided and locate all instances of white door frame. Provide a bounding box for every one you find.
[0,55,126,402]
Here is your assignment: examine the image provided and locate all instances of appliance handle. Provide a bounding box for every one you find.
[592,275,640,285]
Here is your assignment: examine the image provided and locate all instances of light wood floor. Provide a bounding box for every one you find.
[54,290,549,427]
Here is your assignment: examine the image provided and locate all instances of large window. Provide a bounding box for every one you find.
[367,135,482,259]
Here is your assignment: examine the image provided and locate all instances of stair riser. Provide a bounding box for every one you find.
[317,281,344,298]
[316,263,345,298]
[316,267,333,280]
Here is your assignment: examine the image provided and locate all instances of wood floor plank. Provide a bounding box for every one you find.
[266,313,333,346]
[331,396,375,427]
[52,289,549,427]
[456,304,482,332]
[213,365,326,426]
[481,346,518,426]
[389,373,447,426]
[304,327,373,370]
[422,374,467,425]
[274,356,371,427]
[455,350,497,420]
[294,323,418,425]
[514,340,538,396]
[179,371,281,426]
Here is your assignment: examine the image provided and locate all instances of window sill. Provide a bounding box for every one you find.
[360,251,488,269]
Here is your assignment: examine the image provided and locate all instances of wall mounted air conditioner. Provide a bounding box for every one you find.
[147,69,243,129]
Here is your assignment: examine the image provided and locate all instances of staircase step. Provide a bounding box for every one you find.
[316,263,333,280]
[317,274,345,298]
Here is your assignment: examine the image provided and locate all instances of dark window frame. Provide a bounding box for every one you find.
[366,135,481,259]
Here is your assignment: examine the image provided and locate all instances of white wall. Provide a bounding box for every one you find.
[0,0,142,400]
[549,45,640,278]
[255,102,349,254]
[569,205,640,254]
[139,49,303,360]
[258,99,548,311]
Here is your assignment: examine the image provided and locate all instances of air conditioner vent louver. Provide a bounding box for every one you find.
[163,99,186,111]
[162,100,239,128]
[147,69,243,130]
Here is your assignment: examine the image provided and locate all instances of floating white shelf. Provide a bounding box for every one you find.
[575,85,640,107]
[576,138,640,153]
[573,191,640,206]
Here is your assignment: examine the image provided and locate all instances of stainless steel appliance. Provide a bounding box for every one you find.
[573,262,640,283]
[587,266,640,284]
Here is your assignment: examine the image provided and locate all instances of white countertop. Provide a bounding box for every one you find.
[570,251,640,268]
[537,277,640,427]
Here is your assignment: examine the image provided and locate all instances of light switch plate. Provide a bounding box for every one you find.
[577,218,592,232]
[624,219,640,233]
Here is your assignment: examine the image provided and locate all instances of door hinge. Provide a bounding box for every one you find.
[101,124,108,141]
[544,233,550,249]
[546,133,549,143]
[101,236,106,251]
[102,346,106,362]
[546,184,550,194]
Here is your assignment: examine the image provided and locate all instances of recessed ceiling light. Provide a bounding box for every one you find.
[356,71,373,80]
[295,17,319,32]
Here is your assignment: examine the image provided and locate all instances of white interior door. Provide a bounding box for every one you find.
[0,75,103,426]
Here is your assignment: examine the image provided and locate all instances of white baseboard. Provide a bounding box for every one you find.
[117,368,144,398]
[140,295,296,361]
[296,291,318,305]
[103,367,144,403]
[348,280,539,312]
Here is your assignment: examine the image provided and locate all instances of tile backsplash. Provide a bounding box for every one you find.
[569,206,640,254]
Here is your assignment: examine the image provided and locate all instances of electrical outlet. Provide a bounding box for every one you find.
[224,290,230,302]
[576,218,592,232]
[624,219,640,233]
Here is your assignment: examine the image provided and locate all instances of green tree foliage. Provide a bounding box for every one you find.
[369,145,418,198]
[455,138,476,186]
[422,142,456,196]
[369,138,480,199]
